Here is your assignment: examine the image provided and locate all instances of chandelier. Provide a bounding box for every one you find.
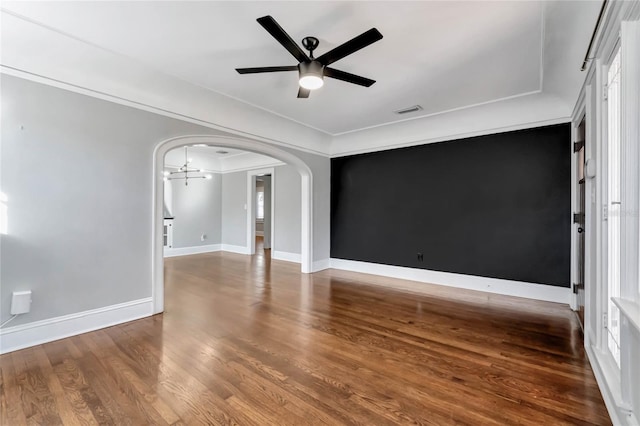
[163,146,213,186]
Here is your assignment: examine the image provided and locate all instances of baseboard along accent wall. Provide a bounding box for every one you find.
[329,259,571,304]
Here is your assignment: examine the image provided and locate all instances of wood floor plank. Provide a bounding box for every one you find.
[0,241,611,425]
[11,347,64,425]
[31,345,82,426]
[0,354,29,426]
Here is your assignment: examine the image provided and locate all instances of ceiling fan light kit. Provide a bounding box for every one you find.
[298,61,324,90]
[236,15,382,98]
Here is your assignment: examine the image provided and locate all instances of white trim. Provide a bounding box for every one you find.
[620,21,640,305]
[329,259,571,304]
[220,161,285,174]
[255,231,264,237]
[0,298,153,355]
[538,2,545,92]
[312,259,331,272]
[613,298,640,334]
[586,344,636,425]
[570,109,583,312]
[220,244,251,255]
[163,244,221,258]
[272,251,301,264]
[330,117,570,158]
[331,90,542,138]
[163,243,264,258]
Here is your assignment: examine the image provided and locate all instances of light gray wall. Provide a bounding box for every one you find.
[169,174,222,248]
[0,75,227,325]
[220,166,301,255]
[0,75,330,328]
[221,171,247,247]
[274,165,301,254]
[290,150,330,263]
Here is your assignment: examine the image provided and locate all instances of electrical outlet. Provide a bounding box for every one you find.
[417,252,424,262]
[11,290,32,314]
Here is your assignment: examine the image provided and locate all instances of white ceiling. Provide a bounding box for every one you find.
[165,145,282,174]
[1,1,600,136]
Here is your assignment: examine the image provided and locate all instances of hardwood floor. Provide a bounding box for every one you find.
[1,246,610,425]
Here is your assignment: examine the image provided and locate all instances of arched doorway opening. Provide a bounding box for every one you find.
[152,135,313,314]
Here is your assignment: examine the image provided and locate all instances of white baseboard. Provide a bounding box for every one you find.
[164,243,221,257]
[256,231,264,236]
[312,259,331,272]
[0,298,153,355]
[329,259,571,304]
[221,244,250,255]
[272,250,301,263]
[585,344,632,425]
[164,244,252,257]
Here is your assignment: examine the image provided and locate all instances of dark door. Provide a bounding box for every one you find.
[574,117,586,327]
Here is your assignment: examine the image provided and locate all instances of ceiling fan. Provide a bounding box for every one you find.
[236,16,383,98]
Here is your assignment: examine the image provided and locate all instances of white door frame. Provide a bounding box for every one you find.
[152,135,313,314]
[247,168,275,255]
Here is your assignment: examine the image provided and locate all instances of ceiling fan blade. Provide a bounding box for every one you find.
[324,67,376,87]
[236,66,298,74]
[316,28,383,66]
[257,16,310,63]
[297,87,310,98]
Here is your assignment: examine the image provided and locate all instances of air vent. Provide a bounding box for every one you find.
[216,150,229,154]
[394,105,423,115]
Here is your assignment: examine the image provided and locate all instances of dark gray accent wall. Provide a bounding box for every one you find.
[330,124,571,287]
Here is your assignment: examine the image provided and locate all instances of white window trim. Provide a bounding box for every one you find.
[572,3,640,424]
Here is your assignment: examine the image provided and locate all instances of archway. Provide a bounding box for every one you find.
[152,135,313,314]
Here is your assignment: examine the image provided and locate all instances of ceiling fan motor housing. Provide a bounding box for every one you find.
[299,61,324,78]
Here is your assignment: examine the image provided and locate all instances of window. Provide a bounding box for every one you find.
[606,47,621,367]
[256,190,264,220]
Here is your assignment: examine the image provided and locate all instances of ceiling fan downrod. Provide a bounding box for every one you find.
[302,36,319,59]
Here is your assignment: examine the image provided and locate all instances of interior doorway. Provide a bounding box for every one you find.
[247,168,275,257]
[152,135,314,315]
[255,174,272,252]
